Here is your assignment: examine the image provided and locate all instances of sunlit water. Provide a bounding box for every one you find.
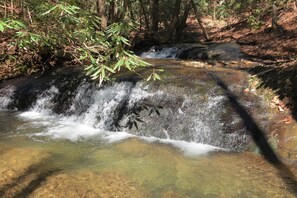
[1,63,296,197]
[0,111,296,197]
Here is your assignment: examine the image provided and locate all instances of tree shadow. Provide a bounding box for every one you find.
[207,12,297,64]
[248,65,297,120]
[0,157,61,197]
[12,168,60,198]
[208,71,297,195]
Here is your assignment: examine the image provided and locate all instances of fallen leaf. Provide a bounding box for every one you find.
[243,88,249,93]
[278,106,285,112]
[282,117,292,124]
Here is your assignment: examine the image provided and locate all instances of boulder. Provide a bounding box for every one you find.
[177,42,243,62]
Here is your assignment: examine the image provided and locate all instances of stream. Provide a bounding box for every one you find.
[0,44,296,197]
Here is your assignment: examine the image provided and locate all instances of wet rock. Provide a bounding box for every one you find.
[177,42,243,62]
[0,66,86,113]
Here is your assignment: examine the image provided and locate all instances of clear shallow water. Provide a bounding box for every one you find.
[0,111,296,197]
[0,65,296,197]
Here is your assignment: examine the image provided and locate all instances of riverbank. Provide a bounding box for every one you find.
[188,4,297,124]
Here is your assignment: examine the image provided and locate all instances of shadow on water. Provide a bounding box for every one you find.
[0,157,61,197]
[247,65,297,120]
[208,71,297,196]
[12,169,60,198]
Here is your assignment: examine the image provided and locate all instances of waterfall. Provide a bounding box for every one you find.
[0,86,15,109]
[140,47,183,59]
[0,75,253,154]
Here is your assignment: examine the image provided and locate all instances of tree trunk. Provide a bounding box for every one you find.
[139,0,150,31]
[139,3,142,30]
[21,0,25,19]
[4,0,7,17]
[120,0,129,18]
[271,3,278,31]
[151,0,159,32]
[191,0,210,41]
[109,1,115,22]
[10,0,13,15]
[129,1,134,20]
[271,3,284,35]
[97,0,107,30]
[212,1,216,20]
[167,0,182,42]
[175,0,191,42]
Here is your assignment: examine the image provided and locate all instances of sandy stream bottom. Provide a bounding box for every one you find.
[0,138,296,198]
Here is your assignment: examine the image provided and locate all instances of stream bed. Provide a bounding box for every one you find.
[0,112,296,197]
[0,57,297,197]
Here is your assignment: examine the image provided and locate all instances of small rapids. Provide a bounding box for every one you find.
[140,46,183,59]
[0,65,270,156]
[0,80,227,157]
[1,66,294,198]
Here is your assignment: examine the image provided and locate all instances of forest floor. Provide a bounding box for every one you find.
[188,5,297,67]
[186,5,297,122]
[211,8,297,66]
[187,6,297,160]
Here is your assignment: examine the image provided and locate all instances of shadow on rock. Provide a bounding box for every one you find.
[248,65,297,120]
[208,71,297,196]
[0,157,61,198]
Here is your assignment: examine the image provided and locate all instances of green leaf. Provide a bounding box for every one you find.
[104,66,115,73]
[153,73,161,81]
[0,23,4,32]
[101,67,105,78]
[85,64,95,71]
[42,5,59,15]
[14,20,26,28]
[89,55,96,64]
[114,58,125,71]
[120,37,130,46]
[92,75,98,80]
[63,7,74,15]
[147,74,152,81]
[128,58,137,65]
[125,61,131,70]
[90,68,101,77]
[2,21,13,29]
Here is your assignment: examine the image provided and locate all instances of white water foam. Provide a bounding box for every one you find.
[31,86,59,113]
[76,82,133,128]
[140,47,182,59]
[20,111,102,141]
[142,136,220,157]
[14,81,224,156]
[0,86,15,109]
[128,84,163,107]
[19,110,219,156]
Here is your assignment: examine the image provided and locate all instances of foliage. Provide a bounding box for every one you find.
[215,3,230,19]
[0,1,152,85]
[83,21,150,84]
[247,15,262,30]
[0,0,295,81]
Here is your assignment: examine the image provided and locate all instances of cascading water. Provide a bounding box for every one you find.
[0,64,267,156]
[1,45,295,197]
[140,46,183,59]
[0,86,15,109]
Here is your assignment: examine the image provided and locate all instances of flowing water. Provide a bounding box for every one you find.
[0,48,296,197]
[140,46,183,59]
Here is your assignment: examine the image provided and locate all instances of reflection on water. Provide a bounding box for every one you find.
[0,111,296,197]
